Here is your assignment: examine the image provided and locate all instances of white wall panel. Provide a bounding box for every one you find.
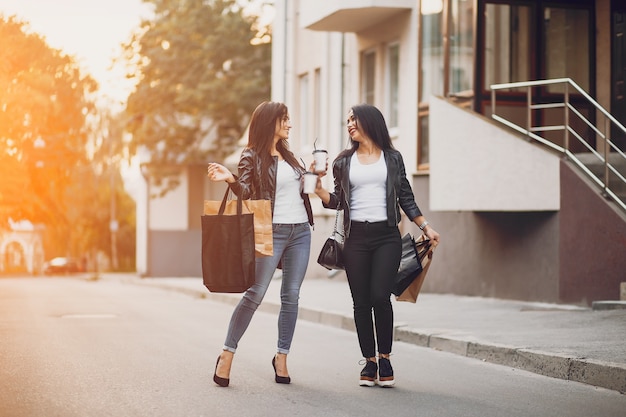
[149,171,189,230]
[430,96,560,211]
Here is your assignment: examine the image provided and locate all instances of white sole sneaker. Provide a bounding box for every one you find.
[359,378,376,387]
[378,378,395,387]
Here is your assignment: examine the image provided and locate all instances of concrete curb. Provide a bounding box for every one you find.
[130,278,626,394]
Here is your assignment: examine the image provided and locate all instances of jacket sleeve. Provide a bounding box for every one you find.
[396,152,422,221]
[322,158,343,210]
[228,149,255,199]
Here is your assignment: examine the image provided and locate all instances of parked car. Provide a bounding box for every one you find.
[43,257,80,275]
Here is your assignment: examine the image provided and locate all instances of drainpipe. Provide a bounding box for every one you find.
[341,32,345,135]
[283,0,288,101]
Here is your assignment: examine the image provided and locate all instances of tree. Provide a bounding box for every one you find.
[0,15,136,271]
[53,108,137,271]
[122,0,271,194]
[0,15,97,229]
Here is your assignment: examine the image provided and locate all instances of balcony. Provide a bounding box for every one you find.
[300,0,414,33]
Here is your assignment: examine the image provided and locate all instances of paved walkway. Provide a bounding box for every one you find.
[105,273,626,394]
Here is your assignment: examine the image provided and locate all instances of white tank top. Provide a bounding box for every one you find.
[349,152,387,222]
[273,160,308,224]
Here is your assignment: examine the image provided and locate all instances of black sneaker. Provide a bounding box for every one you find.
[378,357,395,387]
[359,359,377,387]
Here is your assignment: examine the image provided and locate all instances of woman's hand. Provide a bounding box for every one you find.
[414,216,440,248]
[312,173,331,205]
[207,163,235,183]
[424,226,440,248]
[308,162,328,176]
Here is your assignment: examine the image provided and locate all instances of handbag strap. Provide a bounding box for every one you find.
[332,210,344,243]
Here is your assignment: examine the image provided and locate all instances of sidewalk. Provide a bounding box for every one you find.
[107,273,626,394]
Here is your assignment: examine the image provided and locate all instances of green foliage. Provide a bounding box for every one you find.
[0,15,136,271]
[0,15,97,227]
[123,0,271,194]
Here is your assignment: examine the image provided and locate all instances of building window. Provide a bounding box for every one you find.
[362,50,376,105]
[449,0,474,96]
[484,3,532,90]
[387,43,400,133]
[418,4,444,169]
[421,8,444,104]
[544,7,590,93]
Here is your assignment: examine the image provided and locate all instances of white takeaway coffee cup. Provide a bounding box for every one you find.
[313,149,328,173]
[302,172,318,194]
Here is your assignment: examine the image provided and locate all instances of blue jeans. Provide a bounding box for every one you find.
[223,222,311,354]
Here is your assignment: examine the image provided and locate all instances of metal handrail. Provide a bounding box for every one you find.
[490,78,626,213]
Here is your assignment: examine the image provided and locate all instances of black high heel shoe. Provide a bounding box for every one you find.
[272,356,291,384]
[213,355,229,387]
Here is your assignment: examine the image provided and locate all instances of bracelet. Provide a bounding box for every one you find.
[418,220,429,231]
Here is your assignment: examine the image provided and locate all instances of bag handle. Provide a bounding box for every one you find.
[218,187,243,215]
[416,238,432,261]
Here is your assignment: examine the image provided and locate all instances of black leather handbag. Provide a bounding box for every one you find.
[317,210,344,270]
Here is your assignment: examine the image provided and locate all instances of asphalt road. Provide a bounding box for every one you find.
[0,276,624,417]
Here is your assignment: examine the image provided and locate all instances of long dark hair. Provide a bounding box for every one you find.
[247,101,304,176]
[342,104,395,156]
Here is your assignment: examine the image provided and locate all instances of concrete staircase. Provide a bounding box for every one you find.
[576,153,626,309]
[574,152,626,211]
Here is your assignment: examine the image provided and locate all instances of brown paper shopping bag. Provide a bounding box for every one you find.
[204,198,273,257]
[396,242,435,303]
[201,190,255,293]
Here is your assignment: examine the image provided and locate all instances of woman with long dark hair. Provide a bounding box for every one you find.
[314,104,440,387]
[207,101,314,387]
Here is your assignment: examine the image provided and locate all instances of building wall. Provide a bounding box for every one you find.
[559,160,626,303]
[274,1,422,278]
[430,96,561,212]
[150,170,189,230]
[140,167,202,277]
[410,174,560,303]
[149,230,202,277]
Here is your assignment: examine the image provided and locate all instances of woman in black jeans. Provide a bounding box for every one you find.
[314,104,440,387]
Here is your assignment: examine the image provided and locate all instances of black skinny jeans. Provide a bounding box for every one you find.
[343,221,402,358]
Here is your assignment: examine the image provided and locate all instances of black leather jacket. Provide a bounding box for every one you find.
[228,148,314,226]
[323,148,422,238]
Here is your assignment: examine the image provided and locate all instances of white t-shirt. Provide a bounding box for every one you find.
[349,152,387,222]
[273,160,308,224]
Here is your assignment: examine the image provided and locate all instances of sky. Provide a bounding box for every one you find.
[0,0,153,107]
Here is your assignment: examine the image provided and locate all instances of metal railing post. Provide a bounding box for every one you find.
[564,82,569,154]
[604,117,610,194]
[527,86,532,140]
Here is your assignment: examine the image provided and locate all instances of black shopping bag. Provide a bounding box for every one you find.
[201,189,255,293]
[392,233,431,296]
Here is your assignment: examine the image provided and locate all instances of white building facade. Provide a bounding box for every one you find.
[269,0,626,304]
[136,0,626,305]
